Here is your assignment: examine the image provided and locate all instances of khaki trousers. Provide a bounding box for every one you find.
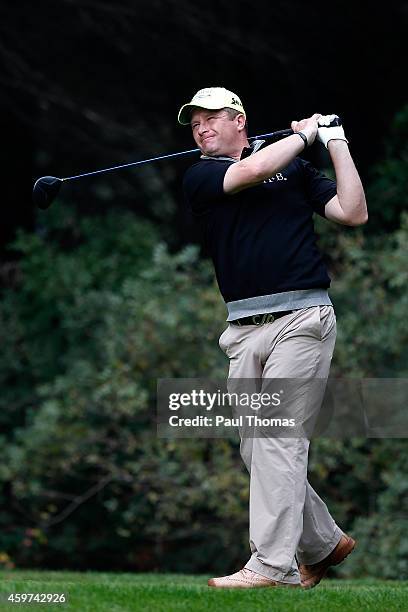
[219,305,344,584]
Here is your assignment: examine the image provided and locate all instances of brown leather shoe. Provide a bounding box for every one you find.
[208,567,300,589]
[299,534,356,589]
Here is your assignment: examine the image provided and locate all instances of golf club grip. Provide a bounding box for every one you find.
[250,129,294,141]
[272,128,294,138]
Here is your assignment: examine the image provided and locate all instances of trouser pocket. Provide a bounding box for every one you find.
[218,325,231,355]
[319,306,337,341]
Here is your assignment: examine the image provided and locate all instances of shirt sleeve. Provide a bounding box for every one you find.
[299,159,338,218]
[183,160,233,216]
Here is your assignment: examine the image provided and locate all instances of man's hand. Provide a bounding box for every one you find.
[291,114,321,146]
[317,115,348,148]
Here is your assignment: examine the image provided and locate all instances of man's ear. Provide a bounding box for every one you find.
[236,113,246,131]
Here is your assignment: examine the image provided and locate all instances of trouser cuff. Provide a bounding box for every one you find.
[296,526,344,565]
[244,555,300,584]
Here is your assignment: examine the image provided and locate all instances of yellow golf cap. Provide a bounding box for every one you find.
[178,87,246,125]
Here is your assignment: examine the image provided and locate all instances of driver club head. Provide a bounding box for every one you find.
[33,176,63,209]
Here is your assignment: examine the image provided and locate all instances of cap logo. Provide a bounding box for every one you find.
[231,97,241,106]
[195,88,214,99]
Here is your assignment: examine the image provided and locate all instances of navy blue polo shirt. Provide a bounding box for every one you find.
[183,157,337,304]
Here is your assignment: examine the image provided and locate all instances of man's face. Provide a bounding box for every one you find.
[190,108,244,157]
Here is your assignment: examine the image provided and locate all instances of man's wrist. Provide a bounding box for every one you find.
[295,132,308,150]
[327,139,349,150]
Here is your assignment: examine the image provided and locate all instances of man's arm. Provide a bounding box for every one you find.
[323,141,368,226]
[223,114,321,194]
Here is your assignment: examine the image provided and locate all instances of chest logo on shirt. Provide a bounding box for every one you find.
[263,172,288,183]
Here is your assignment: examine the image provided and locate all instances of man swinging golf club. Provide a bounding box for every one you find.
[178,87,367,589]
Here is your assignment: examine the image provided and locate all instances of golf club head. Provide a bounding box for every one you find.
[33,176,62,209]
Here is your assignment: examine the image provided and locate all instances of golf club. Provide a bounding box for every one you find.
[32,129,294,209]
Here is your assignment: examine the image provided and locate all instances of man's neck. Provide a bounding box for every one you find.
[229,139,250,160]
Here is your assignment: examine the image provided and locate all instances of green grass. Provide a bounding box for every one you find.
[0,572,407,611]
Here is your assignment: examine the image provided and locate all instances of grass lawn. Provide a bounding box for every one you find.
[0,572,406,611]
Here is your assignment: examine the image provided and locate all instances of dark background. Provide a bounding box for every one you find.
[1,0,407,253]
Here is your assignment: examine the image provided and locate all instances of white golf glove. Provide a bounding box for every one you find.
[317,114,348,148]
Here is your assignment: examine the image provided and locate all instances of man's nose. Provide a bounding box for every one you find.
[197,122,209,136]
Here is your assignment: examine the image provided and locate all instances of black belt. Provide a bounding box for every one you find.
[230,310,295,326]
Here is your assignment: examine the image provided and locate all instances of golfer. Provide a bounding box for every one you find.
[178,87,367,589]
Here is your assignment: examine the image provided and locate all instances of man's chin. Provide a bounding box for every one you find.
[201,144,222,157]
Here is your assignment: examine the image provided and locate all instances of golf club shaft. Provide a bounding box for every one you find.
[62,129,294,182]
